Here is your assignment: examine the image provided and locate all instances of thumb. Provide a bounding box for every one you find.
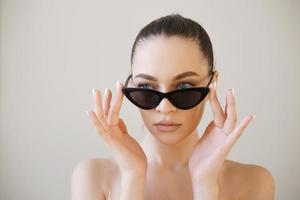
[118,118,128,134]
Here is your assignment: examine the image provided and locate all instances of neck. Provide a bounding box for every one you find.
[140,126,200,170]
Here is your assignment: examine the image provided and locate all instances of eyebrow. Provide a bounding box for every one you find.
[134,71,200,82]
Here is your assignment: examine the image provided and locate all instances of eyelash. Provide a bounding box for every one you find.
[136,81,195,89]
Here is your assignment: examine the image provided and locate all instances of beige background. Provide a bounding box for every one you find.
[1,0,299,199]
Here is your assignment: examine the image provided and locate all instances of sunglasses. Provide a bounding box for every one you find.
[122,71,215,110]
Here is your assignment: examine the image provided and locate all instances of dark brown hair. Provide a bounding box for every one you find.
[130,13,214,73]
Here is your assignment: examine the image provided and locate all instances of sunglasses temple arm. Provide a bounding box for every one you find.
[124,74,132,87]
[206,71,215,87]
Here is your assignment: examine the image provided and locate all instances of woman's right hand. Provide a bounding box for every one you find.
[86,81,147,176]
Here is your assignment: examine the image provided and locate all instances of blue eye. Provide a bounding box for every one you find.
[178,82,193,89]
[136,82,194,90]
[137,83,152,89]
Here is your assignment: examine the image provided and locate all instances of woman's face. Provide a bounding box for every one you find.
[131,35,212,145]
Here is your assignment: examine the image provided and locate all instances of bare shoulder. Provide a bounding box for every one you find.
[221,159,275,200]
[71,157,119,200]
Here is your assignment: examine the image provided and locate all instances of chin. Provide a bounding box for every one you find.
[150,127,190,146]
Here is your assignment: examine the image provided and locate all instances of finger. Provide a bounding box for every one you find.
[103,88,112,118]
[93,88,109,131]
[86,111,112,142]
[223,88,237,134]
[93,88,104,119]
[208,82,226,127]
[108,81,124,126]
[224,114,254,153]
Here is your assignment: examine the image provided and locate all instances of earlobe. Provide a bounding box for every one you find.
[212,70,219,84]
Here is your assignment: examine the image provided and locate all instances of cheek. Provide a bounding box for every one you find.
[182,103,206,130]
[139,110,152,125]
[181,111,202,130]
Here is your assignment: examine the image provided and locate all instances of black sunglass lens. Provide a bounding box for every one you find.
[127,90,160,109]
[169,89,208,109]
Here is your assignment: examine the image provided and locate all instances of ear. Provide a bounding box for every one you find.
[213,69,219,84]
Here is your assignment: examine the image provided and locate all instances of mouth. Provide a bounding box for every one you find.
[154,120,182,132]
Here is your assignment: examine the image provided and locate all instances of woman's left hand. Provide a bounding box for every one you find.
[188,82,254,187]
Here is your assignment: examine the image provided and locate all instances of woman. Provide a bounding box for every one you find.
[72,14,275,200]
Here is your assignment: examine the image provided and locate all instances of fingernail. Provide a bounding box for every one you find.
[104,88,109,97]
[116,80,122,89]
[252,114,256,119]
[85,110,90,116]
[92,88,96,96]
[213,81,217,89]
[231,88,235,96]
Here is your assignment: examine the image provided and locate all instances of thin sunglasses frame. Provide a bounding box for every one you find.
[122,70,215,110]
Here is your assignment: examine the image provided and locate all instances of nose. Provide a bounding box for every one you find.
[155,97,177,113]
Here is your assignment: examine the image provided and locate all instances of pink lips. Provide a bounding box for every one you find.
[154,120,182,132]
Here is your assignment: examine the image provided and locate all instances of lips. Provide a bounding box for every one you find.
[154,120,182,132]
[154,120,182,126]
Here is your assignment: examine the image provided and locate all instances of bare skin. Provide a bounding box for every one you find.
[72,35,275,200]
[72,158,274,200]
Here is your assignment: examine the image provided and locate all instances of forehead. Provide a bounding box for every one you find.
[132,35,209,81]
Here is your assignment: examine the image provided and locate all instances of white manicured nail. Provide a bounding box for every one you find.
[116,80,121,88]
[104,88,109,97]
[92,88,96,96]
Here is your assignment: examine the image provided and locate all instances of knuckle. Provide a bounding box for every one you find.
[109,109,119,119]
[110,109,118,115]
[98,114,106,122]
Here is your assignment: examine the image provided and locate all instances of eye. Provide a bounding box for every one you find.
[177,82,194,89]
[137,83,153,89]
[136,81,195,89]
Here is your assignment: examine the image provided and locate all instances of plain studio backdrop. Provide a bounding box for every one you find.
[0,0,299,199]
